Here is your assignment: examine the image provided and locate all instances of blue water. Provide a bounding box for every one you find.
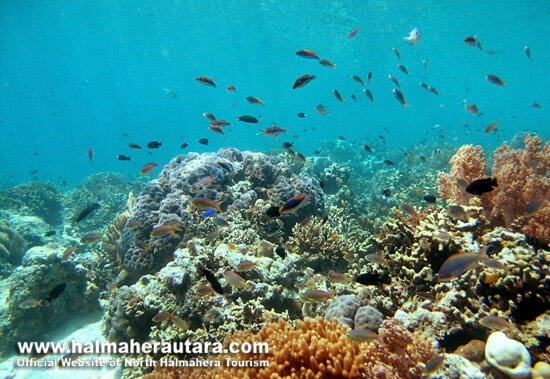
[1,0,548,187]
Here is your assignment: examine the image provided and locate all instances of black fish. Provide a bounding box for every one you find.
[180,142,189,149]
[383,160,394,166]
[363,145,371,153]
[292,74,315,89]
[338,136,346,140]
[423,195,436,203]
[74,203,100,224]
[355,272,390,286]
[297,112,306,118]
[236,115,258,123]
[466,178,498,196]
[275,246,286,259]
[199,267,224,295]
[383,189,391,197]
[319,181,325,189]
[47,283,67,303]
[282,142,294,150]
[44,230,56,237]
[147,141,162,149]
[198,138,209,145]
[117,154,131,161]
[266,206,280,218]
[313,150,320,155]
[321,214,329,225]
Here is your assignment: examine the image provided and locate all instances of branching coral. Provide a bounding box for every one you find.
[0,182,63,225]
[438,135,550,243]
[145,317,434,379]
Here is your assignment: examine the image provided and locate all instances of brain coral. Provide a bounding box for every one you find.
[117,148,323,278]
[145,317,434,379]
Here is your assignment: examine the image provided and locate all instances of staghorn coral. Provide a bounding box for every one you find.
[145,317,435,379]
[438,135,550,243]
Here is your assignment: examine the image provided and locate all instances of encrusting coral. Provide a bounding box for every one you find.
[145,317,435,379]
[438,134,550,243]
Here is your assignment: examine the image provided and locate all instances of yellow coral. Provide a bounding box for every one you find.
[145,317,434,379]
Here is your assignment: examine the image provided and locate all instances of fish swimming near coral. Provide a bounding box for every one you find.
[437,253,491,281]
[447,205,468,221]
[191,197,223,213]
[74,203,100,224]
[479,315,515,331]
[80,233,103,244]
[150,223,182,239]
[466,178,498,195]
[347,327,378,342]
[224,270,248,288]
[199,267,224,295]
[152,311,174,322]
[46,283,66,303]
[235,260,258,272]
[140,162,159,175]
[263,125,286,140]
[19,299,43,309]
[279,193,310,215]
[299,289,334,302]
[424,355,445,374]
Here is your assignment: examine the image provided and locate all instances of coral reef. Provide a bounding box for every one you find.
[145,317,435,379]
[63,172,145,232]
[0,244,100,353]
[438,134,550,243]
[117,149,323,279]
[0,182,63,225]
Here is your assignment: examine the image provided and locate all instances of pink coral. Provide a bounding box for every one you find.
[437,144,487,206]
[438,134,550,243]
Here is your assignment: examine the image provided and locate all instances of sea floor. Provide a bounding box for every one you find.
[0,317,118,379]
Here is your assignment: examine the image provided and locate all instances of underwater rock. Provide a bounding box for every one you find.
[532,362,550,379]
[425,354,485,379]
[354,305,384,332]
[485,331,532,378]
[454,339,486,363]
[324,295,360,328]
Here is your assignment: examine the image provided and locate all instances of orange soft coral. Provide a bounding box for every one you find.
[145,317,434,379]
[437,144,487,206]
[438,134,550,243]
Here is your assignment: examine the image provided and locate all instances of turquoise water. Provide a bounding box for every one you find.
[1,0,548,186]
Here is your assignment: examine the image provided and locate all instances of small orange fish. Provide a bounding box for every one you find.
[235,260,258,272]
[224,270,248,288]
[296,49,319,59]
[191,198,223,213]
[227,243,236,250]
[263,124,286,140]
[196,76,216,87]
[140,162,159,175]
[319,59,336,68]
[300,289,334,302]
[211,119,230,126]
[328,272,351,283]
[227,85,236,92]
[329,233,339,240]
[150,223,182,238]
[348,28,359,39]
[152,311,174,322]
[485,121,499,134]
[483,272,500,284]
[209,125,225,135]
[246,96,264,105]
[196,285,216,296]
